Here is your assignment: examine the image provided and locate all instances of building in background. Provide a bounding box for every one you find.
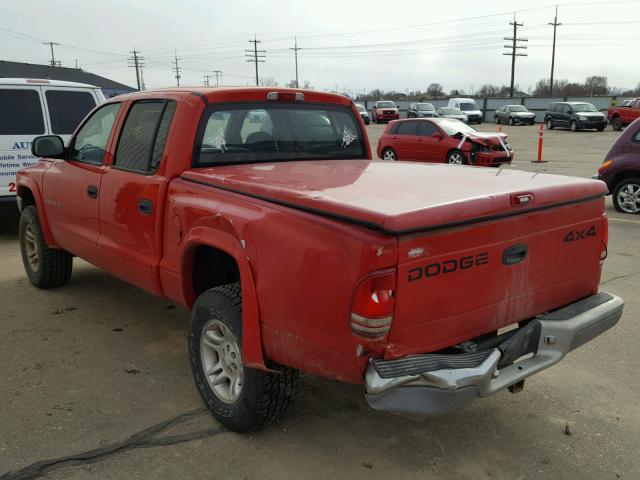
[0,60,135,97]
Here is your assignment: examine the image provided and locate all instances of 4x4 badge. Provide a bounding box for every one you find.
[563,225,596,243]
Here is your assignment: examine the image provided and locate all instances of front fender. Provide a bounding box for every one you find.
[181,226,267,371]
[16,174,58,248]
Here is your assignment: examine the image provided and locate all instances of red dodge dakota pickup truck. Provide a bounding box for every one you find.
[16,87,624,432]
[608,98,640,131]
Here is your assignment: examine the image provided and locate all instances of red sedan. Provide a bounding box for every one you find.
[376,118,514,166]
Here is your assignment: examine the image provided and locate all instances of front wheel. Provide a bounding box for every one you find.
[446,149,467,165]
[570,120,579,132]
[495,116,500,124]
[612,117,623,131]
[612,177,640,214]
[19,205,73,288]
[545,118,554,130]
[508,116,515,126]
[381,148,397,161]
[189,284,299,432]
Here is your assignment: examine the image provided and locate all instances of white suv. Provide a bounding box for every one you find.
[0,78,105,211]
[447,98,483,124]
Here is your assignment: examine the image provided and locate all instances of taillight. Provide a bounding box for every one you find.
[351,270,396,337]
[266,91,304,102]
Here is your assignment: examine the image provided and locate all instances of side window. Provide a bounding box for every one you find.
[563,104,573,113]
[0,89,44,134]
[114,100,176,173]
[69,103,120,164]
[418,122,437,137]
[45,90,96,135]
[396,121,418,136]
[554,104,565,113]
[632,129,640,143]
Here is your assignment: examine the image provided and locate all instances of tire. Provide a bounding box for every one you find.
[597,126,605,132]
[612,116,623,131]
[570,120,579,132]
[364,118,370,125]
[19,205,73,289]
[495,116,500,124]
[545,117,554,130]
[508,116,515,126]
[189,284,299,432]
[381,148,397,161]
[446,149,467,165]
[612,177,640,214]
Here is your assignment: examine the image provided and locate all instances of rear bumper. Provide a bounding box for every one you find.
[364,292,623,417]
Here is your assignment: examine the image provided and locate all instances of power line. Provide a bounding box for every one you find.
[290,37,301,87]
[172,51,182,86]
[128,49,145,91]
[549,6,562,96]
[503,14,528,97]
[245,35,266,86]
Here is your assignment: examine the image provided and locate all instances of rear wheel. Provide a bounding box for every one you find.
[446,149,467,165]
[570,120,579,132]
[381,148,397,161]
[612,116,623,131]
[612,177,640,214]
[545,117,554,130]
[189,284,299,432]
[19,205,73,289]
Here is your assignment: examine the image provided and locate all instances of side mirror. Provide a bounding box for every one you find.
[31,135,65,158]
[432,132,443,140]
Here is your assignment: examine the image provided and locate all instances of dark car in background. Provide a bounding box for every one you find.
[371,100,399,123]
[494,105,536,125]
[407,102,436,118]
[545,102,607,132]
[355,103,370,125]
[595,117,640,214]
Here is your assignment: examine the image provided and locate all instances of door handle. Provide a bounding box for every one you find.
[87,185,98,199]
[138,198,153,215]
[502,244,528,266]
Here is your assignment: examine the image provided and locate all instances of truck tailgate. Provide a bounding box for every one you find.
[387,196,607,359]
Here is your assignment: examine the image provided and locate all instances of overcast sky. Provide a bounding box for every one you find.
[1,0,639,94]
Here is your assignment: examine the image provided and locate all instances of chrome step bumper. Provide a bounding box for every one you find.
[365,292,624,417]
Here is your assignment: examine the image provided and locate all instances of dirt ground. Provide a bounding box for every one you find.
[1,124,639,479]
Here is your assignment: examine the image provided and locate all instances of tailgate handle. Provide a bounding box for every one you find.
[503,244,528,266]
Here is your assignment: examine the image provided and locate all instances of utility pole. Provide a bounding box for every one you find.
[549,5,562,96]
[203,75,212,86]
[213,70,222,86]
[140,68,146,90]
[43,41,60,67]
[290,37,301,88]
[128,49,145,91]
[503,14,528,98]
[74,59,79,69]
[245,35,266,86]
[172,51,182,87]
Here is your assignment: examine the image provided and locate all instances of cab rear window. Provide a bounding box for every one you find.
[193,103,366,167]
[0,89,45,135]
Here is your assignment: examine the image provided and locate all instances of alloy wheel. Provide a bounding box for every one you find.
[200,319,244,404]
[616,182,640,214]
[23,224,40,273]
[447,152,465,164]
[382,149,396,161]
